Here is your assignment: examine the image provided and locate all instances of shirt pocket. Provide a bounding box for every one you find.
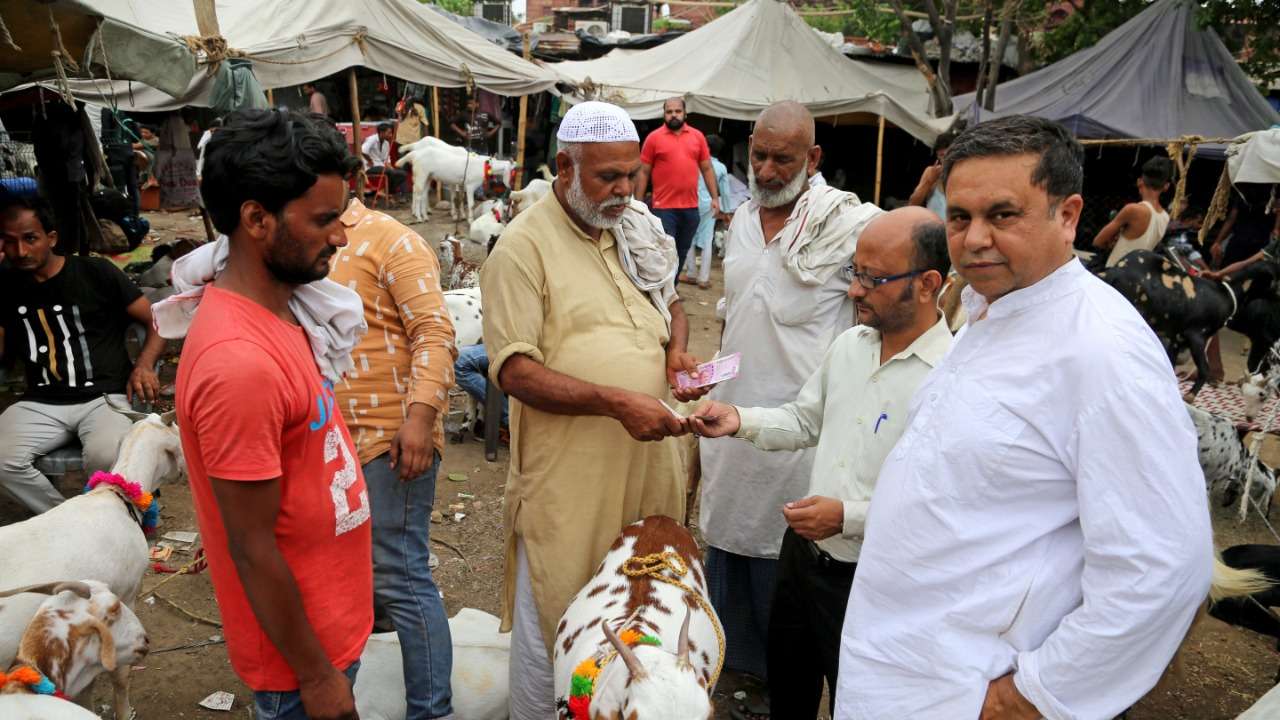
[769,270,823,327]
[922,381,1028,503]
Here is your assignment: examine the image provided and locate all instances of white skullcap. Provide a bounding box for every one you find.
[557,101,639,144]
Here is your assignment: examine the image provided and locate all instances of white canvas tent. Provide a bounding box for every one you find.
[22,0,558,110]
[552,0,948,143]
[953,0,1280,142]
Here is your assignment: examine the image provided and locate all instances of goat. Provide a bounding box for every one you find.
[553,516,720,720]
[354,608,509,720]
[509,178,552,218]
[0,580,148,720]
[0,402,183,720]
[397,140,515,223]
[438,236,481,291]
[1185,403,1277,515]
[1097,250,1278,399]
[468,210,506,249]
[1242,339,1280,422]
[444,287,485,435]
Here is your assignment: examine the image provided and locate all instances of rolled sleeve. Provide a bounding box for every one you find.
[841,500,869,538]
[479,242,546,391]
[1013,378,1213,720]
[385,235,457,413]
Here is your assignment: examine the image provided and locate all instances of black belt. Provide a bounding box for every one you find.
[801,536,857,571]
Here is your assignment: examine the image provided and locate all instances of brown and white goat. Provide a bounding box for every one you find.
[0,580,148,719]
[553,515,721,720]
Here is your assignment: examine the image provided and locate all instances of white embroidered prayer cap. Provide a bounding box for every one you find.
[556,101,639,144]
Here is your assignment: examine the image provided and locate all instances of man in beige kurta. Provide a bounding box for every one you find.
[480,101,706,718]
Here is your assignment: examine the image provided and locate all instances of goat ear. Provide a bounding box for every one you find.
[103,395,149,423]
[88,618,117,672]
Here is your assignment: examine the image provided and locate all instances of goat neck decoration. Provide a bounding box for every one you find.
[84,471,159,536]
[0,665,65,698]
[621,551,726,687]
[567,628,662,720]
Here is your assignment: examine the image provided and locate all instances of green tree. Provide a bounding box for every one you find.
[421,0,474,17]
[1036,0,1280,90]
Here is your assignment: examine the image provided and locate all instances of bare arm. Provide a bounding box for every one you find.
[1092,203,1145,251]
[212,478,357,720]
[634,163,652,204]
[124,296,163,404]
[498,354,686,441]
[908,164,942,207]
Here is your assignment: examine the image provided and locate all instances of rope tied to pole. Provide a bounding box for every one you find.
[1165,139,1198,222]
[47,6,78,107]
[620,551,726,689]
[248,28,369,66]
[180,33,245,75]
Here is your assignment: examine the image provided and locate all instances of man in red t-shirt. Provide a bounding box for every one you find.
[176,109,369,720]
[635,97,721,285]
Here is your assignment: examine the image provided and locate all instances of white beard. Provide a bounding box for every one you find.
[566,172,628,229]
[749,160,809,209]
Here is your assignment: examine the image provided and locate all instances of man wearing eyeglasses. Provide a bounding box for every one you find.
[694,102,883,699]
[691,206,952,717]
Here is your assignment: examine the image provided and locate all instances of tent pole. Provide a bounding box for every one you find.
[514,32,532,191]
[349,69,365,199]
[874,115,885,205]
[266,88,274,106]
[432,86,442,205]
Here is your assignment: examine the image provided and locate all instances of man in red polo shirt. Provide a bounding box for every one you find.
[636,97,721,285]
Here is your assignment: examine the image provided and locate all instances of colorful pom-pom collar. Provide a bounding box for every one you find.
[0,665,66,698]
[565,627,661,720]
[85,471,158,536]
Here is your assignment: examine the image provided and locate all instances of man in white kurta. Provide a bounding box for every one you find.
[697,101,880,684]
[837,116,1213,720]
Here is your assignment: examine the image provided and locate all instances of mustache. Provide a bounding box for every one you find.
[599,197,629,209]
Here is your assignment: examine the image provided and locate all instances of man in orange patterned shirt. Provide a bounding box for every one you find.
[329,199,457,719]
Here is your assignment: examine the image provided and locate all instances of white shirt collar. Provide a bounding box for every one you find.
[960,256,1085,323]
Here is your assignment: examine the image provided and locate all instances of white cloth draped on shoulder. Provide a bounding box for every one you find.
[150,236,368,383]
[613,199,679,330]
[777,184,883,285]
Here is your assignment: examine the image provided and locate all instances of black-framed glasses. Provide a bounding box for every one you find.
[840,264,925,290]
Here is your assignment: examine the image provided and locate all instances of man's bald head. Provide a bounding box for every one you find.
[859,206,951,287]
[755,101,815,147]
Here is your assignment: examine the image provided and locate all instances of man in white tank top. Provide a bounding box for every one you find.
[1093,156,1173,267]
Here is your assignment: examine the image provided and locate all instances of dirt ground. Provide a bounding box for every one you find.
[2,203,1280,719]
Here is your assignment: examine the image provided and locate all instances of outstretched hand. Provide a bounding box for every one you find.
[687,400,740,438]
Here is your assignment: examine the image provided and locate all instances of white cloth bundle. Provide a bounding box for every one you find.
[612,199,679,330]
[778,184,884,285]
[151,236,368,382]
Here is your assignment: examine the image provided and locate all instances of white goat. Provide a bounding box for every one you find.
[397,139,515,223]
[353,608,509,720]
[439,236,481,291]
[0,580,148,720]
[444,287,485,435]
[508,178,552,218]
[553,516,720,720]
[1186,403,1276,515]
[0,402,183,720]
[468,210,506,249]
[1242,340,1280,422]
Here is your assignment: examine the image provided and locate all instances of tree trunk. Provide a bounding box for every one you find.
[973,0,994,114]
[939,0,958,110]
[888,0,953,116]
[984,0,1020,110]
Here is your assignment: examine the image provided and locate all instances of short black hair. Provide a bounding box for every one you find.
[941,115,1083,203]
[0,194,56,233]
[707,134,724,156]
[933,129,957,155]
[201,109,358,235]
[377,121,394,134]
[1141,156,1173,188]
[910,219,951,281]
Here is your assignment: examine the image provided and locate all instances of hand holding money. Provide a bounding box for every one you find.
[688,400,740,438]
[674,352,741,403]
[667,350,710,402]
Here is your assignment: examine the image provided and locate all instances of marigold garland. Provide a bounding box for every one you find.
[85,471,159,536]
[565,627,661,720]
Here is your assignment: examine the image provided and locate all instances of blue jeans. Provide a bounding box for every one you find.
[253,662,360,720]
[365,452,453,718]
[455,344,508,427]
[654,207,701,284]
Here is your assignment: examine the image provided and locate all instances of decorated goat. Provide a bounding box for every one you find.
[509,178,552,218]
[1185,403,1277,515]
[0,402,183,720]
[0,580,148,720]
[553,516,721,720]
[396,137,515,223]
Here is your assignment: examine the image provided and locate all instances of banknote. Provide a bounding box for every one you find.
[675,352,741,391]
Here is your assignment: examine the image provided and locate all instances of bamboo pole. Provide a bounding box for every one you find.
[266,88,274,107]
[432,86,442,205]
[874,115,885,206]
[513,33,532,191]
[349,69,364,198]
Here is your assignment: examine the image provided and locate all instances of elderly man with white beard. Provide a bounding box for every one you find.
[696,101,882,713]
[479,101,710,719]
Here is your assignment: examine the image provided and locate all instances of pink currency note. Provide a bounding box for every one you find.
[676,352,741,391]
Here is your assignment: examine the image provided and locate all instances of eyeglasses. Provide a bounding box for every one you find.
[840,265,925,290]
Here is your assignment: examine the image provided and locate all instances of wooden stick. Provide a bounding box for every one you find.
[513,33,532,192]
[349,69,364,198]
[266,87,274,107]
[874,115,885,206]
[432,86,443,206]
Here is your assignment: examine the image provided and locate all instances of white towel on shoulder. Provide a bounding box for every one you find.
[612,199,679,330]
[779,185,884,285]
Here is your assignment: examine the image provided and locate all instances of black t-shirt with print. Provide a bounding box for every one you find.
[450,111,497,153]
[1,255,142,403]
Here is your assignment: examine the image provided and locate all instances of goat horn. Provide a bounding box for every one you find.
[602,621,647,680]
[677,606,692,665]
[159,409,178,426]
[103,394,149,422]
[0,581,92,599]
